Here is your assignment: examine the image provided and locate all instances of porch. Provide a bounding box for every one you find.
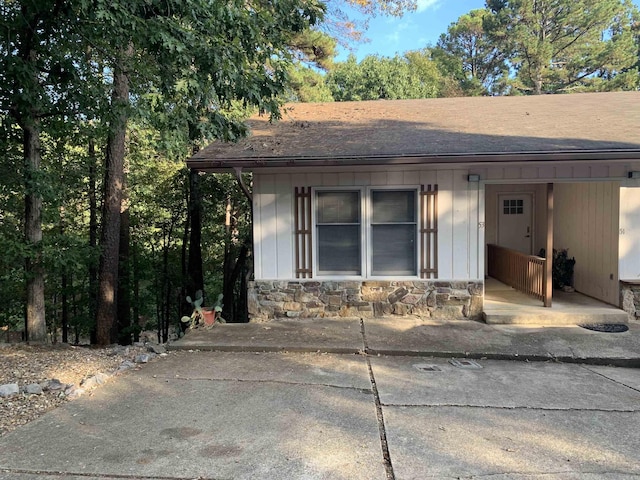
[483,277,629,325]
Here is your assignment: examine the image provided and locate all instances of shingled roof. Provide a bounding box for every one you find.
[188,91,640,171]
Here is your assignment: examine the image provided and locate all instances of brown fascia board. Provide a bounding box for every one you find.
[186,149,640,173]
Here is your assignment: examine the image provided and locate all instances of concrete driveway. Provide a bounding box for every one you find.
[1,350,639,480]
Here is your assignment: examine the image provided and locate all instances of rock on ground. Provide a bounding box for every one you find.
[0,343,166,436]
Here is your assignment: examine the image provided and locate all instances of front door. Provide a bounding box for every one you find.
[498,193,533,254]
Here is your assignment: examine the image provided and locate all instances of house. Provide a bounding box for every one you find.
[187,92,640,323]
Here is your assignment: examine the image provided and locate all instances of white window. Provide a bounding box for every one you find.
[314,188,418,278]
[316,191,361,275]
[371,190,417,276]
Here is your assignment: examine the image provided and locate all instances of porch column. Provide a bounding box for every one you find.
[544,183,554,307]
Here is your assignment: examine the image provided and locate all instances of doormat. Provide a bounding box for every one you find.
[579,324,629,333]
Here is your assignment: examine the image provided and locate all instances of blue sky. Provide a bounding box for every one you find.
[336,0,640,61]
[336,0,487,61]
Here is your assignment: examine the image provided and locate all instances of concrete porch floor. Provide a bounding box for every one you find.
[483,277,629,325]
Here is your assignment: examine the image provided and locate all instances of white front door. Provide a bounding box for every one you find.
[498,194,533,254]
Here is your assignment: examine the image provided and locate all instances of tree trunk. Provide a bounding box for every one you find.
[96,57,129,345]
[155,284,162,344]
[186,169,204,302]
[60,206,68,343]
[223,244,248,323]
[132,242,140,343]
[239,265,249,323]
[50,293,58,343]
[222,196,234,321]
[88,139,98,344]
[533,74,543,95]
[24,121,47,343]
[161,221,175,343]
[181,191,190,317]
[117,205,131,345]
[71,273,79,344]
[61,272,69,343]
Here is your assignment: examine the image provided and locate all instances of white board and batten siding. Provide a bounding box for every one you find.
[620,179,640,282]
[554,182,620,306]
[252,168,483,282]
[478,163,629,183]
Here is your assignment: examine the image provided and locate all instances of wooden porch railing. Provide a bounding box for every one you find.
[487,244,549,305]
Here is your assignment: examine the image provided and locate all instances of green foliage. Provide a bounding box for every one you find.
[290,29,338,70]
[326,53,441,101]
[344,0,417,17]
[539,248,576,289]
[0,0,326,343]
[298,0,640,101]
[485,0,640,94]
[435,9,509,95]
[181,290,225,329]
[286,64,335,102]
[186,290,204,314]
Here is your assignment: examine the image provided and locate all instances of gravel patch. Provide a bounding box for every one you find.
[0,342,166,436]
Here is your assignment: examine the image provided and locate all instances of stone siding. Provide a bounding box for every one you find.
[248,280,483,322]
[621,281,640,321]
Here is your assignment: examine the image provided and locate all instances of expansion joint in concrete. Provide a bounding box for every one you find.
[381,403,639,413]
[463,468,640,478]
[0,468,224,480]
[362,318,396,480]
[581,365,640,394]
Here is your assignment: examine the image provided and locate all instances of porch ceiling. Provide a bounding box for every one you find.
[189,92,640,172]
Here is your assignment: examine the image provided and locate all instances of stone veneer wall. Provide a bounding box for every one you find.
[248,280,484,322]
[621,281,640,321]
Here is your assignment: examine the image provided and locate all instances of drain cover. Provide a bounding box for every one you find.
[579,324,629,333]
[413,364,442,372]
[449,359,483,369]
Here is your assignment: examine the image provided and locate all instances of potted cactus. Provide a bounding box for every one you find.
[181,290,225,330]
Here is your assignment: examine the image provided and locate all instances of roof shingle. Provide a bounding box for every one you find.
[189,91,640,170]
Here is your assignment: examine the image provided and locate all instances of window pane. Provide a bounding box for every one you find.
[372,190,416,223]
[317,225,360,274]
[372,225,416,275]
[317,191,359,224]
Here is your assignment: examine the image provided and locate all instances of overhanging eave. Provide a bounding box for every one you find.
[187,149,640,173]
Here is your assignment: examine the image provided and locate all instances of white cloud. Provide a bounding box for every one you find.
[384,20,413,44]
[385,31,401,43]
[416,0,441,12]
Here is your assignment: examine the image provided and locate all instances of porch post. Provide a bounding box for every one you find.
[544,183,554,307]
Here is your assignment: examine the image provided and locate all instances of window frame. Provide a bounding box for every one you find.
[314,188,364,277]
[311,185,420,279]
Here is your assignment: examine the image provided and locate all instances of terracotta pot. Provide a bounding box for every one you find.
[202,309,216,326]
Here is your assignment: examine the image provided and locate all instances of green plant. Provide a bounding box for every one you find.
[181,290,225,330]
[539,248,576,289]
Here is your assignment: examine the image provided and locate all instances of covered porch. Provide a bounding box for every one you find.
[483,277,628,325]
[483,180,625,320]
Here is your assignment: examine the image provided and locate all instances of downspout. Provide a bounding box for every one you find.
[233,167,252,203]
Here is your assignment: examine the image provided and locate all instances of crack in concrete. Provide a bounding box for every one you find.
[0,468,228,480]
[361,318,396,480]
[581,364,640,394]
[380,403,639,412]
[150,375,373,394]
[449,468,640,478]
